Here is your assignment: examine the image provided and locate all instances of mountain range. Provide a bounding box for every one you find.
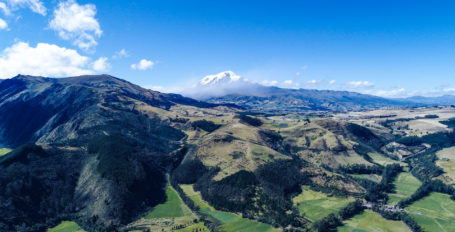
[182,71,455,112]
[0,74,454,232]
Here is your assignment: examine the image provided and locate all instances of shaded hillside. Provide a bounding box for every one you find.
[0,74,217,147]
[0,75,227,231]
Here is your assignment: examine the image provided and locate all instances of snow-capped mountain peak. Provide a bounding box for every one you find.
[199,71,243,86]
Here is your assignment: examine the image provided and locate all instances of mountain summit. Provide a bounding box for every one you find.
[199,71,244,86]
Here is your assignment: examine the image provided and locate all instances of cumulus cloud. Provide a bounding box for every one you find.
[329,80,336,84]
[307,79,319,84]
[0,41,96,78]
[92,57,110,72]
[364,88,407,98]
[347,81,375,88]
[146,85,184,93]
[131,59,154,70]
[0,1,47,30]
[113,49,128,59]
[0,18,7,30]
[283,80,293,85]
[0,2,10,15]
[301,65,308,70]
[49,0,102,51]
[4,0,46,15]
[295,72,301,76]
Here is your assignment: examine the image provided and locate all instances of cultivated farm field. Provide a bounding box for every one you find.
[292,186,353,222]
[388,172,422,205]
[338,210,411,232]
[436,146,455,185]
[405,192,455,232]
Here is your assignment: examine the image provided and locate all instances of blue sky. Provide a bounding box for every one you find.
[1,0,455,97]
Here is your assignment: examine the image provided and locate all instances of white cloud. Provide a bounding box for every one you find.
[295,71,301,76]
[49,0,102,51]
[0,1,46,30]
[146,85,184,93]
[113,48,128,59]
[0,18,7,30]
[92,57,110,72]
[0,2,10,15]
[147,85,165,92]
[363,88,408,98]
[0,41,95,78]
[443,88,455,92]
[131,59,154,70]
[284,80,293,85]
[301,65,308,70]
[347,81,375,88]
[261,80,278,86]
[5,0,46,15]
[307,79,318,84]
[329,80,336,84]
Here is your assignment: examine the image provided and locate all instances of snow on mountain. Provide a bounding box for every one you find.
[182,71,261,99]
[199,71,244,86]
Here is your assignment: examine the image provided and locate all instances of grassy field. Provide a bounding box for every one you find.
[338,210,411,232]
[0,147,12,156]
[405,192,455,232]
[335,152,372,167]
[47,221,85,232]
[436,146,455,185]
[292,186,353,222]
[369,152,406,166]
[388,172,421,205]
[127,184,200,231]
[145,185,192,219]
[180,184,279,232]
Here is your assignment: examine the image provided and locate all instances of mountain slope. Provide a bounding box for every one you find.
[0,75,229,231]
[0,74,218,147]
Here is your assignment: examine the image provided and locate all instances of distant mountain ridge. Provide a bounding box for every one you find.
[182,71,419,111]
[398,95,455,106]
[182,71,455,112]
[205,87,420,112]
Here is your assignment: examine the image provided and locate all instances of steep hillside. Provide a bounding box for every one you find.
[0,75,220,147]
[0,75,232,231]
